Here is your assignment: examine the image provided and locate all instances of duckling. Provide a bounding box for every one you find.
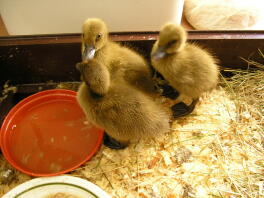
[81,18,156,95]
[76,60,170,149]
[151,23,219,117]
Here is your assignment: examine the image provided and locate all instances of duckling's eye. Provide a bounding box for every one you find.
[167,40,177,47]
[96,34,102,42]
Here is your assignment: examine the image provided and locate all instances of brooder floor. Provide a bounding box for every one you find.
[0,71,263,198]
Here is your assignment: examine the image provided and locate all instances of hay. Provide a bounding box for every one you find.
[221,69,264,116]
[69,86,263,198]
[1,61,264,197]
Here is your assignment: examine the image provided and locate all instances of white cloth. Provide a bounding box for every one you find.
[184,0,264,30]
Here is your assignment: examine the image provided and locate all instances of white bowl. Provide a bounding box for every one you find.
[3,175,110,198]
[0,0,184,35]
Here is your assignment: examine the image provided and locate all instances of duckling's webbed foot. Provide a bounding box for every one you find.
[103,132,128,150]
[171,99,199,118]
[171,102,190,118]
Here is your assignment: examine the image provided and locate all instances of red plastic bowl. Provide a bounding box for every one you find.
[0,89,103,177]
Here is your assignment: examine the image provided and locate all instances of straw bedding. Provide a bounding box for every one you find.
[0,65,263,197]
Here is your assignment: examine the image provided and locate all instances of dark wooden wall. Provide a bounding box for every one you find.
[0,31,263,86]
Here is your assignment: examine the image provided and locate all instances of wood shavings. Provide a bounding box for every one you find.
[0,81,17,103]
[173,146,192,165]
[56,82,80,91]
[1,69,264,198]
[72,85,263,198]
[160,151,173,167]
[0,155,32,196]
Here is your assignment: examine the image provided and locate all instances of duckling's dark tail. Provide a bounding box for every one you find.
[171,98,199,118]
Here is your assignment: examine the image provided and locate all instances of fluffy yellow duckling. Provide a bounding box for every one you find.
[76,60,170,149]
[82,18,155,95]
[151,23,219,117]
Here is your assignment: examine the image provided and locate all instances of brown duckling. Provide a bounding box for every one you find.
[151,23,219,117]
[76,60,170,149]
[81,18,156,95]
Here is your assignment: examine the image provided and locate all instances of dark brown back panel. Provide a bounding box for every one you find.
[0,31,263,86]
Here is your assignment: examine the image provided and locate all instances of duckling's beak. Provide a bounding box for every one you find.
[152,46,166,60]
[82,44,96,61]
